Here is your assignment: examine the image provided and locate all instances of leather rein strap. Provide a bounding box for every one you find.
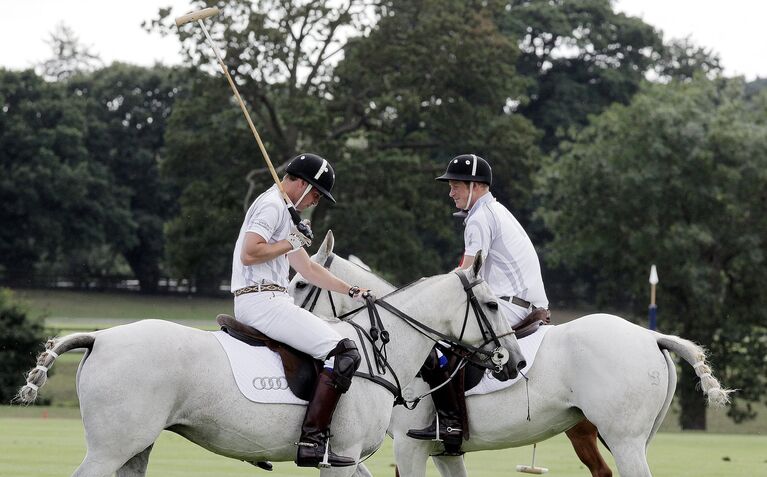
[297,257,509,407]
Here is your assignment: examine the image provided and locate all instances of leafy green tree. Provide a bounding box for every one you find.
[0,69,134,282]
[0,289,47,403]
[150,0,375,288]
[67,64,194,292]
[654,37,722,81]
[150,0,374,186]
[537,76,767,429]
[326,0,543,253]
[161,74,262,292]
[500,0,665,151]
[313,151,462,283]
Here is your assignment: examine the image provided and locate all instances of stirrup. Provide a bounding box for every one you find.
[319,434,331,468]
[431,413,462,442]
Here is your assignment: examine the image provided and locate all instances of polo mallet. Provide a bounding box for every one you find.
[175,7,313,239]
[516,443,549,474]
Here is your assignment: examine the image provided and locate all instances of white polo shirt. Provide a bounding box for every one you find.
[463,193,548,321]
[231,185,292,292]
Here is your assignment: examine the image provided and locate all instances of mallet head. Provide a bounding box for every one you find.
[175,7,220,27]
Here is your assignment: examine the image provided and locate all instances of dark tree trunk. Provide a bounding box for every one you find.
[678,364,707,430]
[125,248,161,294]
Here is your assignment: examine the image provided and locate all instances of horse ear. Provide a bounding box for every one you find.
[314,230,335,263]
[472,251,484,277]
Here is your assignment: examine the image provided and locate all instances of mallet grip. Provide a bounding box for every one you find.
[175,7,220,27]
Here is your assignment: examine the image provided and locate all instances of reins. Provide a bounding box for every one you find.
[296,258,514,408]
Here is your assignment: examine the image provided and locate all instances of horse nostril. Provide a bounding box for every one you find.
[516,359,527,370]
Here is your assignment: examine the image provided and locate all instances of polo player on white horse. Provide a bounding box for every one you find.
[231,152,370,468]
[407,154,550,454]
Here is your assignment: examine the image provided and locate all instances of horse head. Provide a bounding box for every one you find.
[453,252,526,380]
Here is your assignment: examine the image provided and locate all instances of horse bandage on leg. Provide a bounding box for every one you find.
[326,339,360,393]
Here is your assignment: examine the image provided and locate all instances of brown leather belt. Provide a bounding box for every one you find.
[234,284,287,296]
[500,295,535,309]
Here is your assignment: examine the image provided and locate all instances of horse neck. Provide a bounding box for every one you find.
[324,260,395,316]
[354,274,464,384]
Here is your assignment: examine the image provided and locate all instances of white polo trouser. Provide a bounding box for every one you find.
[498,299,526,328]
[234,291,342,360]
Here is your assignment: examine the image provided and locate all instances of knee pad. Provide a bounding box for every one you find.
[327,338,360,393]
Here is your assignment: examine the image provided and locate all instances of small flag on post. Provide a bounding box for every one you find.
[648,265,659,330]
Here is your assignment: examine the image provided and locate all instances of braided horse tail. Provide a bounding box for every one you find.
[653,331,733,407]
[16,333,95,404]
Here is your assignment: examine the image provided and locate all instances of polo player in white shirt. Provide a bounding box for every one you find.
[231,153,369,468]
[407,154,549,454]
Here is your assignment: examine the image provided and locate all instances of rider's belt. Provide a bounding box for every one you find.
[234,284,287,296]
[500,295,535,309]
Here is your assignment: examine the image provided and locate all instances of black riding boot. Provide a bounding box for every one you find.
[295,370,357,468]
[406,352,466,455]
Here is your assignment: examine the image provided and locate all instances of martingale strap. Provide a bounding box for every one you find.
[365,295,390,374]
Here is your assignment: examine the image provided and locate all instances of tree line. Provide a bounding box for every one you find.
[1,0,765,428]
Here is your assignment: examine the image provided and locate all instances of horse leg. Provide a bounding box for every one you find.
[432,455,468,477]
[115,444,154,477]
[601,438,651,477]
[354,463,374,477]
[393,437,432,477]
[565,419,612,477]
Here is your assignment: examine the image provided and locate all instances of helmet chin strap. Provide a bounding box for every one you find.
[296,183,314,207]
[295,158,328,206]
[465,182,474,212]
[461,154,477,212]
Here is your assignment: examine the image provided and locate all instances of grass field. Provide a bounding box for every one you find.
[0,413,765,477]
[12,288,231,333]
[3,287,766,475]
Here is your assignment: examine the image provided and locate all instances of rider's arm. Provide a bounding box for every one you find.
[288,249,357,295]
[241,232,293,265]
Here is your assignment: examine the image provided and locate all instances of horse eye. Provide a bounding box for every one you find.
[295,282,308,289]
[487,301,498,311]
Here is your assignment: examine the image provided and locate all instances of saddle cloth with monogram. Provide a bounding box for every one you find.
[212,331,308,405]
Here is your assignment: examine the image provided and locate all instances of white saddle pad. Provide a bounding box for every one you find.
[465,325,552,396]
[212,331,308,405]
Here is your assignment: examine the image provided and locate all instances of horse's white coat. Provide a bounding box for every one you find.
[18,236,521,477]
[289,231,731,477]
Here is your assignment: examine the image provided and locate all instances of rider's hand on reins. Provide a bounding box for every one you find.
[348,285,374,303]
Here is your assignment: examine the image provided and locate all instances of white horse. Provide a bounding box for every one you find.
[289,232,732,477]
[17,253,523,477]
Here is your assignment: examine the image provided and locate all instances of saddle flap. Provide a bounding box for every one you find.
[512,308,550,339]
[216,314,322,401]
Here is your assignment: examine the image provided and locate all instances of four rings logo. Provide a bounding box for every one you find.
[252,376,289,391]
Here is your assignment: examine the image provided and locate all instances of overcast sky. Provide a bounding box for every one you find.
[2,0,766,80]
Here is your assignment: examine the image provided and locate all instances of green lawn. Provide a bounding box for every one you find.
[11,288,231,332]
[13,288,231,321]
[0,415,764,477]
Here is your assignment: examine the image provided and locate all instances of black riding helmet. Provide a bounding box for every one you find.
[435,154,492,186]
[285,153,336,203]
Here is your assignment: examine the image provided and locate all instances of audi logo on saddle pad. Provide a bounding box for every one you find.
[252,376,289,391]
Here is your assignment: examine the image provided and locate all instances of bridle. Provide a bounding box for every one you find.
[298,254,341,317]
[294,255,514,407]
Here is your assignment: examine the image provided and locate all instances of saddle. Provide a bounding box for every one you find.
[463,308,551,392]
[216,314,322,401]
